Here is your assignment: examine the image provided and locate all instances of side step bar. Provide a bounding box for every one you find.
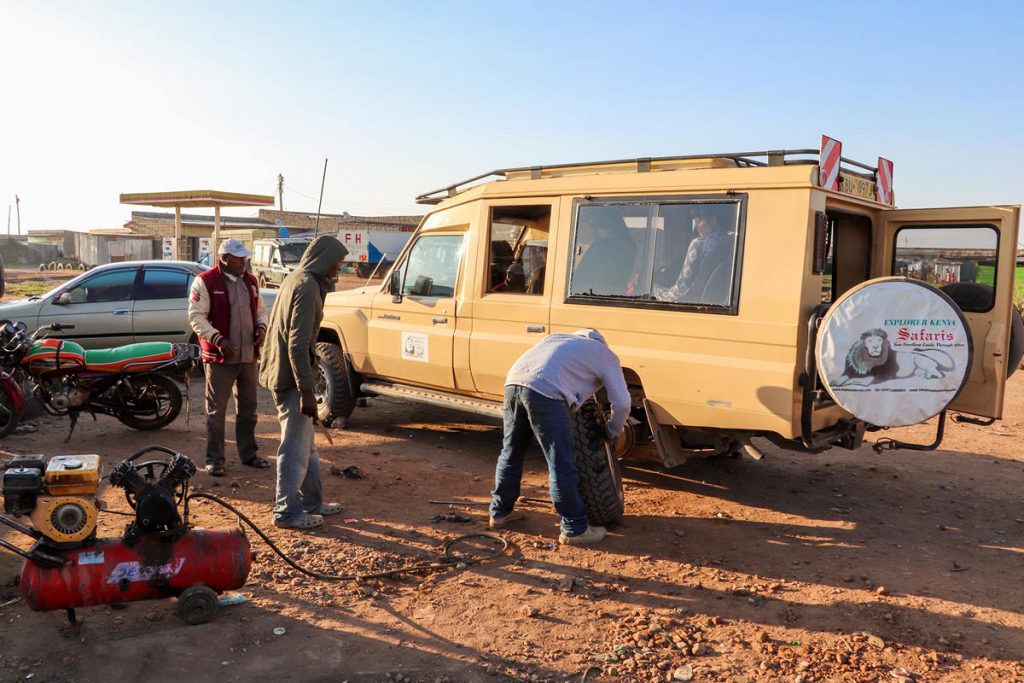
[360,381,504,419]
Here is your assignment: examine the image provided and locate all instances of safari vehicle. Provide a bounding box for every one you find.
[311,140,1022,524]
[250,237,313,289]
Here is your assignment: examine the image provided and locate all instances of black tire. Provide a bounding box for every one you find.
[115,374,183,431]
[0,385,21,438]
[257,273,267,289]
[177,584,218,625]
[1007,305,1024,378]
[571,401,625,526]
[315,342,356,428]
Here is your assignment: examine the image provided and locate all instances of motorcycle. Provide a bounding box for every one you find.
[0,322,198,440]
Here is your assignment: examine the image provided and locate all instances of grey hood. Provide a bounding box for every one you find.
[298,235,348,280]
[573,328,607,345]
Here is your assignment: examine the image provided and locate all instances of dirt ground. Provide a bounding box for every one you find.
[2,272,1024,681]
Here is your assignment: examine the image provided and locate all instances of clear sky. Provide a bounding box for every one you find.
[1,1,1021,232]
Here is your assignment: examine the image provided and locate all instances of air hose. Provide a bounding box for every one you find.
[186,492,508,582]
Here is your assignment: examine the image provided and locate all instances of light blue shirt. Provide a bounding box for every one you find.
[505,333,630,436]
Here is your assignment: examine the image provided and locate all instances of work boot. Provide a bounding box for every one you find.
[559,525,607,546]
[489,509,526,529]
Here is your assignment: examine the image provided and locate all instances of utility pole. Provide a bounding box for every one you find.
[15,195,20,236]
[277,174,284,211]
[313,159,327,237]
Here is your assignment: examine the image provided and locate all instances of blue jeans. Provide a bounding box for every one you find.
[272,388,324,523]
[490,385,588,536]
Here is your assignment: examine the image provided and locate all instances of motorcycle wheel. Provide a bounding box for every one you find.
[115,374,183,431]
[0,387,21,438]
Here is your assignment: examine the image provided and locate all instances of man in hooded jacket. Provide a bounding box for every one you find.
[259,235,348,530]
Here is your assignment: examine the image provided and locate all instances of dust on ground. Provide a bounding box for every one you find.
[1,317,1024,681]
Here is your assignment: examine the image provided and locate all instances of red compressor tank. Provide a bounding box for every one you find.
[20,527,252,611]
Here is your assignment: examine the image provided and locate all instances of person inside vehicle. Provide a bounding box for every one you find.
[488,241,516,292]
[654,206,734,304]
[571,211,637,297]
[488,328,629,546]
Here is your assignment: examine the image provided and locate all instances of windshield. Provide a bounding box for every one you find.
[279,243,308,264]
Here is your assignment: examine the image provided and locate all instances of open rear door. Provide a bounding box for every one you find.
[881,205,1021,418]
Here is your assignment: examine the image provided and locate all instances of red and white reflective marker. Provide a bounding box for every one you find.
[876,156,894,205]
[819,135,842,190]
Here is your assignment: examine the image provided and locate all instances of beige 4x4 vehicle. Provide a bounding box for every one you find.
[312,146,1022,525]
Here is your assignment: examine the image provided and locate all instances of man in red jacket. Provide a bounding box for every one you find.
[189,239,269,477]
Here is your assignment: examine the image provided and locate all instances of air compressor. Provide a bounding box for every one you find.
[1,446,251,625]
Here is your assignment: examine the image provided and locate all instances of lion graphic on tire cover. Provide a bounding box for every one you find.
[834,328,957,387]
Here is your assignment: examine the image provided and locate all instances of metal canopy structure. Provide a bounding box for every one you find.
[120,190,275,260]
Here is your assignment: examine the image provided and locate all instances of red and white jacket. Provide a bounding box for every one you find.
[188,266,268,363]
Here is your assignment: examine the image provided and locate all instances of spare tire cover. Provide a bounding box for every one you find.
[816,277,972,427]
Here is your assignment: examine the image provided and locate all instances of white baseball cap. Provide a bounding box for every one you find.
[218,238,251,258]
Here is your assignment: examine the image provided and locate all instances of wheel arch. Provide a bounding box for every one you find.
[317,323,347,349]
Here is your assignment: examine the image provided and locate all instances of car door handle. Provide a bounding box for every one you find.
[113,308,131,315]
[526,324,545,333]
[432,316,448,325]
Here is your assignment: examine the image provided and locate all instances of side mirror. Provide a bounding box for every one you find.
[53,291,72,305]
[389,270,403,303]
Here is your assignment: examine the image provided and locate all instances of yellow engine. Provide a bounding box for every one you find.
[4,454,100,545]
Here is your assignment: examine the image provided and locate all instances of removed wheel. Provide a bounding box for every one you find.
[571,401,625,526]
[315,342,356,428]
[177,584,218,625]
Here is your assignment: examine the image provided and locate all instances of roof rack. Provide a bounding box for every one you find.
[414,148,880,205]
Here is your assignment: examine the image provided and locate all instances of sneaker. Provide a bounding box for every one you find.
[273,513,323,530]
[316,502,343,516]
[489,509,526,529]
[559,525,607,546]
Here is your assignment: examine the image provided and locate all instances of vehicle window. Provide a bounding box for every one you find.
[64,269,137,304]
[820,211,872,304]
[279,243,307,264]
[569,204,649,298]
[138,269,191,300]
[894,225,999,312]
[486,205,551,295]
[568,198,742,309]
[398,235,464,297]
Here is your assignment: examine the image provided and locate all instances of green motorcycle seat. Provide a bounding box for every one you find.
[84,342,177,373]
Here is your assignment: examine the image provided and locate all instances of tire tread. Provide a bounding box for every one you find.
[571,402,624,526]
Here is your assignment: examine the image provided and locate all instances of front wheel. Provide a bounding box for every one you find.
[315,342,356,428]
[115,374,183,431]
[571,401,625,526]
[0,386,21,438]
